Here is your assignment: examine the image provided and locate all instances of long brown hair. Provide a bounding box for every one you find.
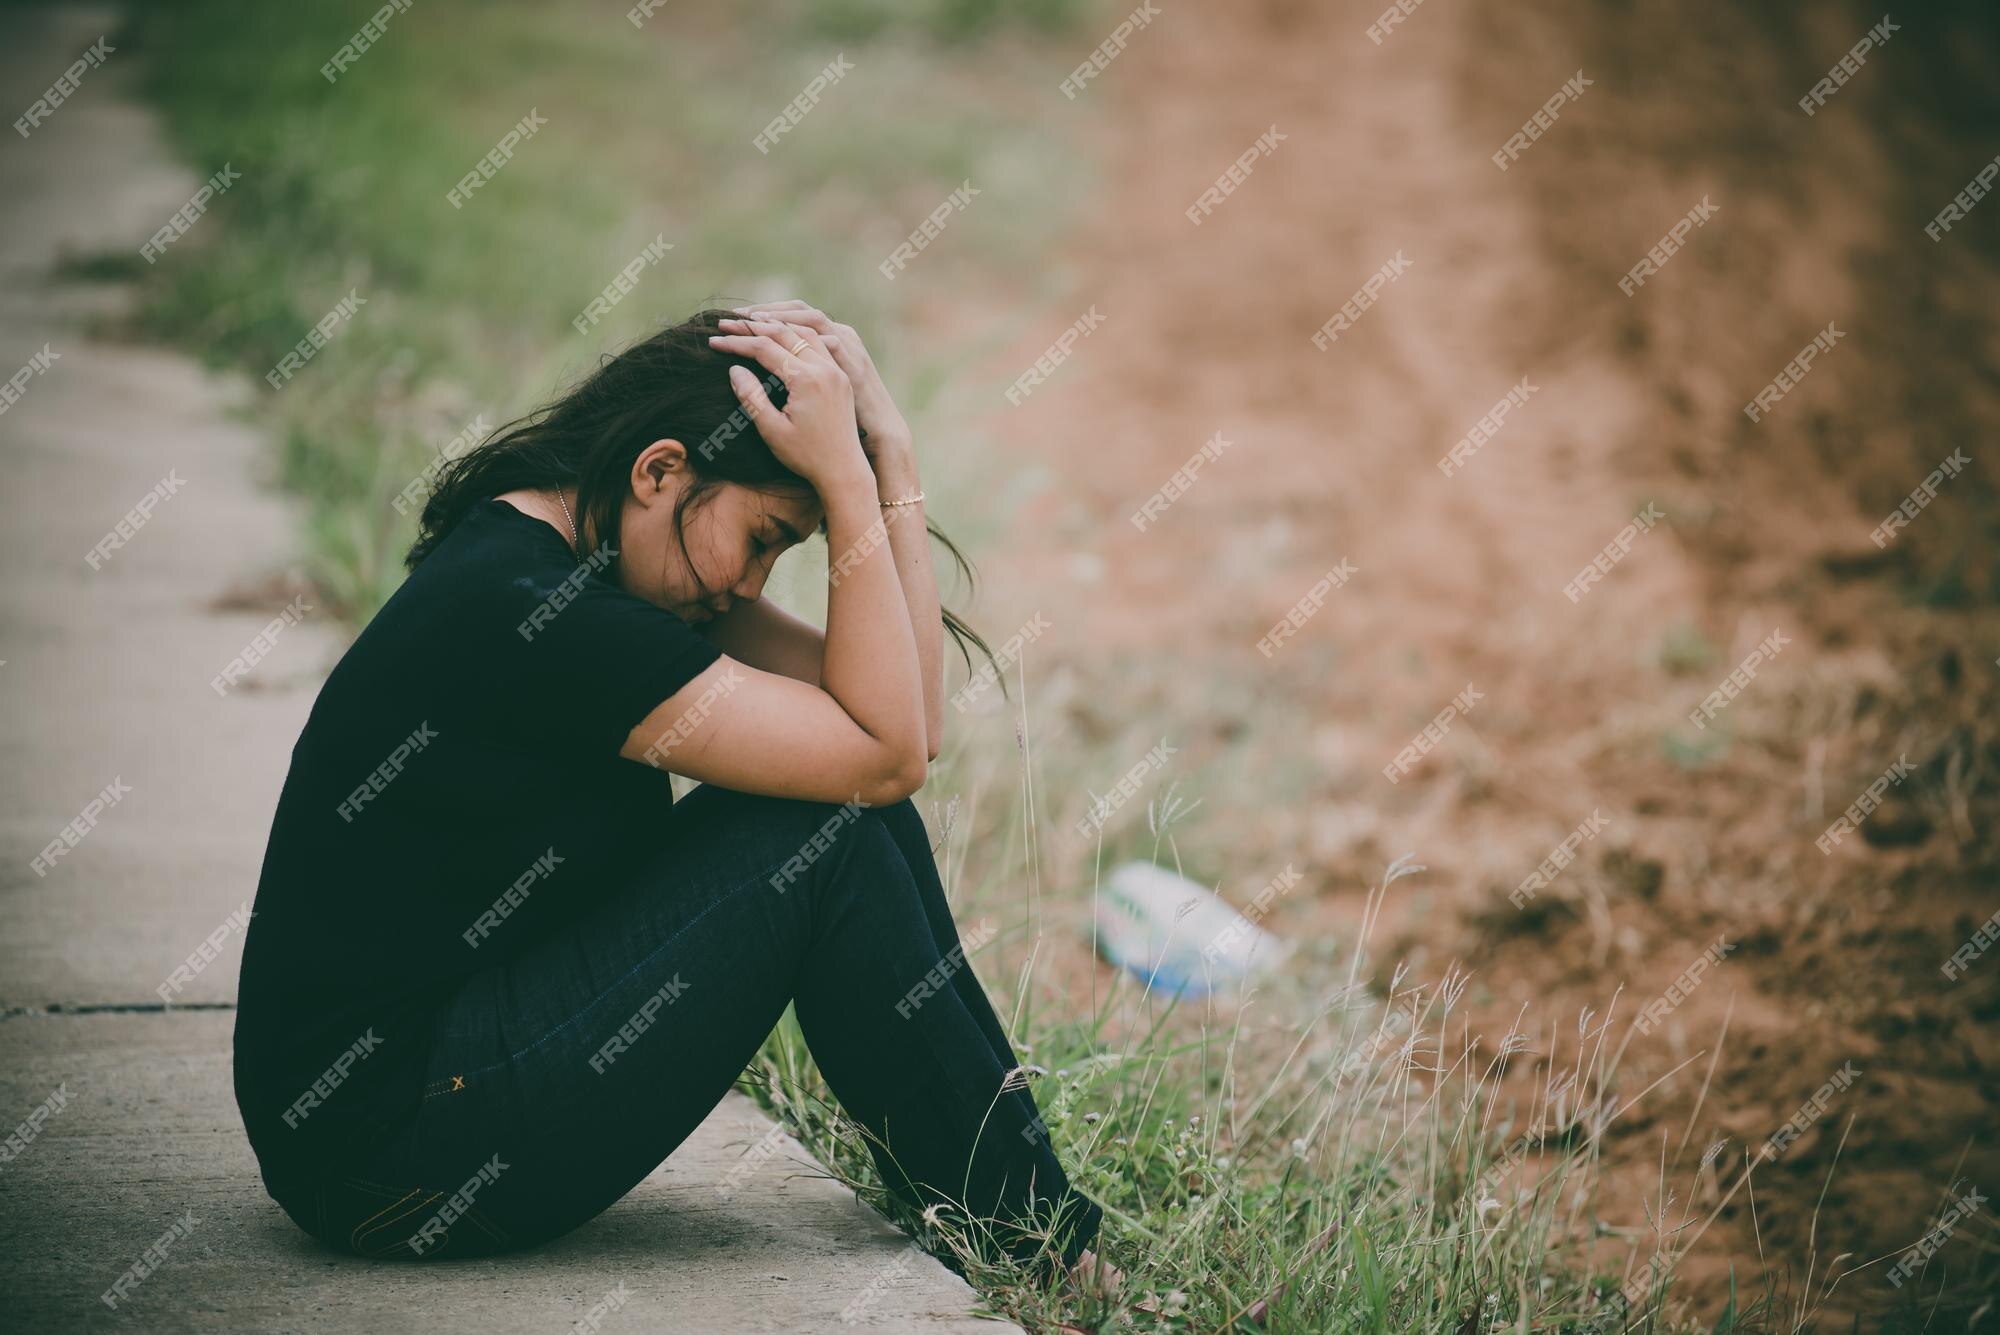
[409,308,993,674]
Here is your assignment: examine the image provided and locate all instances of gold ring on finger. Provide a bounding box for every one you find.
[788,339,811,357]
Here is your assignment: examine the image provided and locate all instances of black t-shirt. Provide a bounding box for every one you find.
[233,499,722,1190]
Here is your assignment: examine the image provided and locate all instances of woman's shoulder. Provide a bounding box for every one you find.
[430,497,571,565]
[327,502,575,670]
[405,499,580,601]
[395,499,681,646]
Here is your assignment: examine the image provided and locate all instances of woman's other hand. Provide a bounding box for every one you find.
[724,301,912,461]
[706,319,870,491]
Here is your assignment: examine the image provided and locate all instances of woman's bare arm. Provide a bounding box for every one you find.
[721,303,946,759]
[695,448,944,755]
[619,321,927,804]
[871,446,945,759]
[696,597,823,686]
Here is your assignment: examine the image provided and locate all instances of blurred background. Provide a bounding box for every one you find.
[5,0,1998,1329]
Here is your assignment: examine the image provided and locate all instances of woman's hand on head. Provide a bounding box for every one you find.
[724,302,912,462]
[707,319,870,492]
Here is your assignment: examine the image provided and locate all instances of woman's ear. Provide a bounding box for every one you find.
[631,438,690,504]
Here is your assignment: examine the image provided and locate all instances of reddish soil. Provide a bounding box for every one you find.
[944,0,2000,1326]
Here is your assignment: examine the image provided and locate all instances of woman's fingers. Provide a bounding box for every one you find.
[728,316,832,358]
[752,309,860,359]
[739,302,831,331]
[712,321,865,487]
[720,358,787,438]
[705,333,810,400]
[709,323,852,420]
[705,330,809,373]
[735,305,857,354]
[716,320,847,382]
[719,316,846,365]
[729,310,861,369]
[730,306,868,360]
[727,310,905,450]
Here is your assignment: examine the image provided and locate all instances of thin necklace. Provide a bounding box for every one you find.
[553,488,579,554]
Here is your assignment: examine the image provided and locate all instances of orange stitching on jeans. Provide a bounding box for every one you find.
[355,1190,442,1257]
[347,1187,421,1250]
[420,1073,469,1100]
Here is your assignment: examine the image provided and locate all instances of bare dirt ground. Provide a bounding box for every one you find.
[943,0,2000,1324]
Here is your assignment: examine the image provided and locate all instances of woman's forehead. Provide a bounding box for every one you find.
[752,487,823,536]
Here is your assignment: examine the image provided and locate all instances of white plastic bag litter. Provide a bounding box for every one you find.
[1093,861,1293,997]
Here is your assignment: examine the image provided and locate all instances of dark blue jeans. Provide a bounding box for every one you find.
[269,785,1100,1275]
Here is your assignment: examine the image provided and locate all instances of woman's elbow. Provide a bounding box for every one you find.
[862,752,928,806]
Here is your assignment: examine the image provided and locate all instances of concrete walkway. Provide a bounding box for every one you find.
[0,8,1013,1331]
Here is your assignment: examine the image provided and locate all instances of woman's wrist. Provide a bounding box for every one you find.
[817,462,885,515]
[803,436,875,496]
[870,443,920,500]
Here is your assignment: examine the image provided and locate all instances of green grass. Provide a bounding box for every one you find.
[100,2,1898,1329]
[744,768,1769,1330]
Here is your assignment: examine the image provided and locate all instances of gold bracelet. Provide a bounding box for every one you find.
[879,490,925,508]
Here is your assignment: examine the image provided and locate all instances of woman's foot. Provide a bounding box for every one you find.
[1063,1249,1165,1322]
[1066,1247,1125,1296]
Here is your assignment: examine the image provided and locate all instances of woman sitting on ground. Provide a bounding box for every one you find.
[231,302,1111,1294]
